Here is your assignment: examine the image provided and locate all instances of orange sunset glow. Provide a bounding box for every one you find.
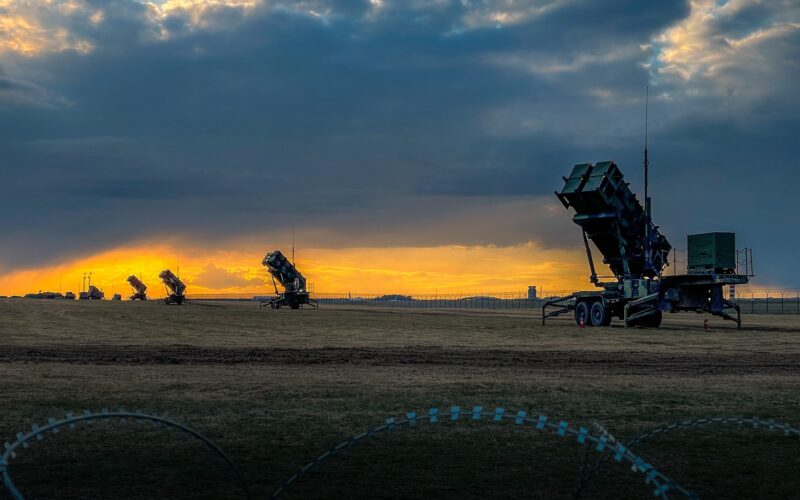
[0,243,594,298]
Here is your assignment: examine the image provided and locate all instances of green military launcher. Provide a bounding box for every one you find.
[544,161,753,328]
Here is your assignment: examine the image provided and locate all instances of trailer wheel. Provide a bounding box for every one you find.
[590,301,611,327]
[641,310,662,328]
[574,301,590,327]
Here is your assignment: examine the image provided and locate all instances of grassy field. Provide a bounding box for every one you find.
[0,299,799,499]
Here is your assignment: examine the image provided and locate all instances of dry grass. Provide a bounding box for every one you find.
[0,299,799,499]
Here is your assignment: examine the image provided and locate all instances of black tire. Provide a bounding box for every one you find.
[590,301,611,327]
[574,301,590,326]
[630,310,663,328]
[641,310,662,327]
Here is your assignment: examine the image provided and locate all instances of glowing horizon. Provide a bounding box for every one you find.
[0,242,595,298]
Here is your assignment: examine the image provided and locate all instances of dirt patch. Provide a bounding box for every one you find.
[1,344,798,375]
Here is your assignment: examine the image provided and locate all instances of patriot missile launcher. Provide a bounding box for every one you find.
[543,161,752,328]
[261,250,318,309]
[159,269,186,305]
[79,286,104,300]
[127,275,148,301]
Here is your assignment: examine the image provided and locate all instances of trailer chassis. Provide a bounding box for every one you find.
[542,277,744,328]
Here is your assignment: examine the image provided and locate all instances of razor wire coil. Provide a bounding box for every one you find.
[268,405,696,500]
[573,416,800,499]
[0,409,250,500]
[3,408,798,500]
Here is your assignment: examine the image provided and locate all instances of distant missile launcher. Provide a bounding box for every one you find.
[261,250,318,309]
[127,275,148,300]
[79,286,104,300]
[159,269,186,305]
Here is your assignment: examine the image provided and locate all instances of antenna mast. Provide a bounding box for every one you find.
[644,86,652,274]
[644,86,649,204]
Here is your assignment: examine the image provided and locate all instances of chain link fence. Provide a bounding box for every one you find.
[188,288,800,314]
[732,290,800,314]
[188,291,565,309]
[312,292,540,309]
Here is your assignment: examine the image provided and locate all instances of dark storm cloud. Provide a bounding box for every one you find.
[1,0,798,285]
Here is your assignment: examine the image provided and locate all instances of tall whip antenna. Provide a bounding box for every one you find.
[643,86,652,274]
[644,85,649,204]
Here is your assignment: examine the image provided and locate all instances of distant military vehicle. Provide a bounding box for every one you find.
[159,269,186,305]
[127,275,148,300]
[79,286,104,300]
[261,250,317,309]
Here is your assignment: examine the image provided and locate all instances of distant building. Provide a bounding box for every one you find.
[24,291,64,299]
[528,286,537,300]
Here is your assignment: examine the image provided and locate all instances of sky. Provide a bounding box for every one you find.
[0,0,798,297]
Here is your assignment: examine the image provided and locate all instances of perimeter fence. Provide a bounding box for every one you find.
[311,291,559,310]
[187,291,565,309]
[188,289,800,314]
[731,290,800,315]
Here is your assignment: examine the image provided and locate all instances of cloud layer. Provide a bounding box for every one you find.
[1,0,798,286]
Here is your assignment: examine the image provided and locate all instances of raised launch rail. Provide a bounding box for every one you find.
[555,161,671,281]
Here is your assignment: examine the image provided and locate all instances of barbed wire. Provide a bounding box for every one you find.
[573,416,800,498]
[0,409,250,500]
[3,408,797,499]
[268,405,696,499]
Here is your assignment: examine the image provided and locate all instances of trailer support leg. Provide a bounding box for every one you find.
[542,294,578,325]
[623,293,659,327]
